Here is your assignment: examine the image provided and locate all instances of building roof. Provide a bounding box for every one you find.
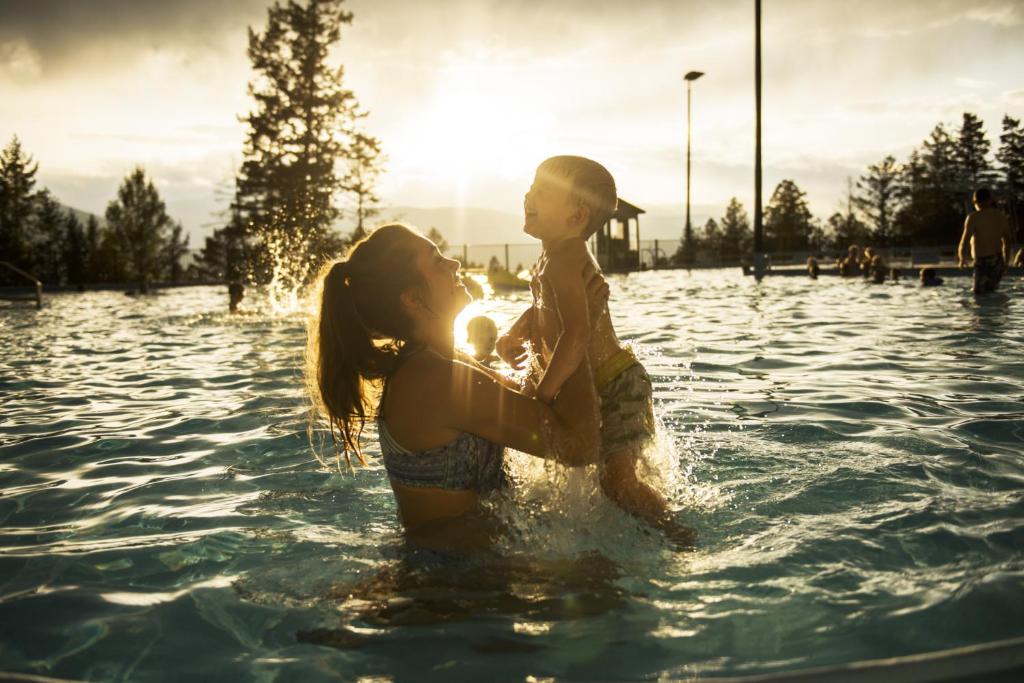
[612,198,645,220]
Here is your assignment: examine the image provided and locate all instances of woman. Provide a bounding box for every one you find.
[305,224,606,549]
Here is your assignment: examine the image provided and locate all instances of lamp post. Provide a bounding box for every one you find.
[753,0,765,279]
[684,70,704,266]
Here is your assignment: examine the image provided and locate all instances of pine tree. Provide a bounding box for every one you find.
[32,190,66,284]
[894,150,929,246]
[83,215,102,282]
[918,124,963,244]
[236,0,361,280]
[0,135,39,276]
[954,112,994,206]
[719,197,751,261]
[105,167,173,293]
[854,157,904,246]
[162,221,190,283]
[700,217,722,258]
[63,210,87,290]
[341,129,384,243]
[997,115,1024,238]
[764,180,815,253]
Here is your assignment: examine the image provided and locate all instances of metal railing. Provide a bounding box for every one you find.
[0,261,43,308]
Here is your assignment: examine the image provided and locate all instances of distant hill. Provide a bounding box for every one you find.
[61,204,105,227]
[376,204,718,247]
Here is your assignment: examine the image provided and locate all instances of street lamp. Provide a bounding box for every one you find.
[684,70,704,265]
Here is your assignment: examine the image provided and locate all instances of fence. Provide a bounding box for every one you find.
[440,241,966,272]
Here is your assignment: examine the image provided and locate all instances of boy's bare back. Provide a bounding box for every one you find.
[528,239,622,383]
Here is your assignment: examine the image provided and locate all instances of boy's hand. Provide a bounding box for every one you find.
[496,334,528,370]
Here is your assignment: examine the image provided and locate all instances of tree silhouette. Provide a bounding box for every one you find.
[764,180,816,252]
[63,210,87,290]
[0,135,39,277]
[162,221,190,283]
[32,190,66,284]
[997,116,1024,238]
[855,157,904,246]
[235,0,362,281]
[341,129,384,243]
[954,112,994,205]
[105,168,173,293]
[719,198,751,261]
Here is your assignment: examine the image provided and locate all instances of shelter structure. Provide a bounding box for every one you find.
[592,198,645,273]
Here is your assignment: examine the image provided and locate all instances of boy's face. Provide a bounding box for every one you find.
[523,167,583,241]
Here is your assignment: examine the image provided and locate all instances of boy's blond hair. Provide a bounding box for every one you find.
[537,156,618,239]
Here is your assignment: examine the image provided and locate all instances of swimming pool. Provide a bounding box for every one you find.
[1,271,1022,681]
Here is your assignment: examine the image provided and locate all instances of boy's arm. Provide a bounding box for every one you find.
[534,240,591,404]
[958,215,974,267]
[495,307,533,369]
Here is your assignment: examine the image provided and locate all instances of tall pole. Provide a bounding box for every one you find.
[683,71,704,266]
[686,78,693,253]
[753,0,765,279]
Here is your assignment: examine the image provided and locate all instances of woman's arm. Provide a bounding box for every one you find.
[415,354,600,466]
[455,349,522,390]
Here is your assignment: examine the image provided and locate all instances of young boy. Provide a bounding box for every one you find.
[496,156,695,547]
[466,315,499,366]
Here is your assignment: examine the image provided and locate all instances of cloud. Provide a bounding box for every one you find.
[0,38,42,80]
[965,4,1022,27]
[0,0,268,74]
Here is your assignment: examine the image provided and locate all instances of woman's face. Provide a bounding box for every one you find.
[411,235,470,321]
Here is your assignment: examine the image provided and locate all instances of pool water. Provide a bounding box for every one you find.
[1,271,1023,681]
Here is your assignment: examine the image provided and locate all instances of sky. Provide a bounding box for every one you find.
[1,0,1022,244]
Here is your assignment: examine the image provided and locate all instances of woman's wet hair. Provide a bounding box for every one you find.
[305,223,427,469]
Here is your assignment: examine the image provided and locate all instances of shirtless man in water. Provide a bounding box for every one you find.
[958,188,1015,295]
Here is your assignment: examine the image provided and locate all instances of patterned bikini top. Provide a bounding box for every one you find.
[376,414,508,493]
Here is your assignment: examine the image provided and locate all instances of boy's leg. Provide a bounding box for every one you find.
[599,449,696,549]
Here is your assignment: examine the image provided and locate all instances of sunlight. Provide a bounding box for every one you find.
[398,61,556,201]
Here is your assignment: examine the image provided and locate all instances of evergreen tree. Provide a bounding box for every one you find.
[194,228,229,281]
[827,211,870,252]
[719,197,751,261]
[236,0,360,281]
[917,124,963,244]
[162,220,190,282]
[854,157,904,245]
[954,112,994,203]
[105,167,173,293]
[341,129,384,243]
[700,217,722,258]
[0,135,39,276]
[63,210,87,290]
[83,215,102,282]
[426,226,448,254]
[894,150,929,246]
[997,115,1024,238]
[764,179,815,252]
[31,190,66,284]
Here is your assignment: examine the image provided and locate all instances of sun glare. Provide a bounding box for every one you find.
[397,62,556,200]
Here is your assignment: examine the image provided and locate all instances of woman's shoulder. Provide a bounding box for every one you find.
[387,349,452,401]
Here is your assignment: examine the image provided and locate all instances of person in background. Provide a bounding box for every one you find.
[920,267,944,287]
[890,267,902,282]
[958,188,1014,295]
[806,256,820,279]
[869,253,887,284]
[838,245,862,277]
[466,315,499,366]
